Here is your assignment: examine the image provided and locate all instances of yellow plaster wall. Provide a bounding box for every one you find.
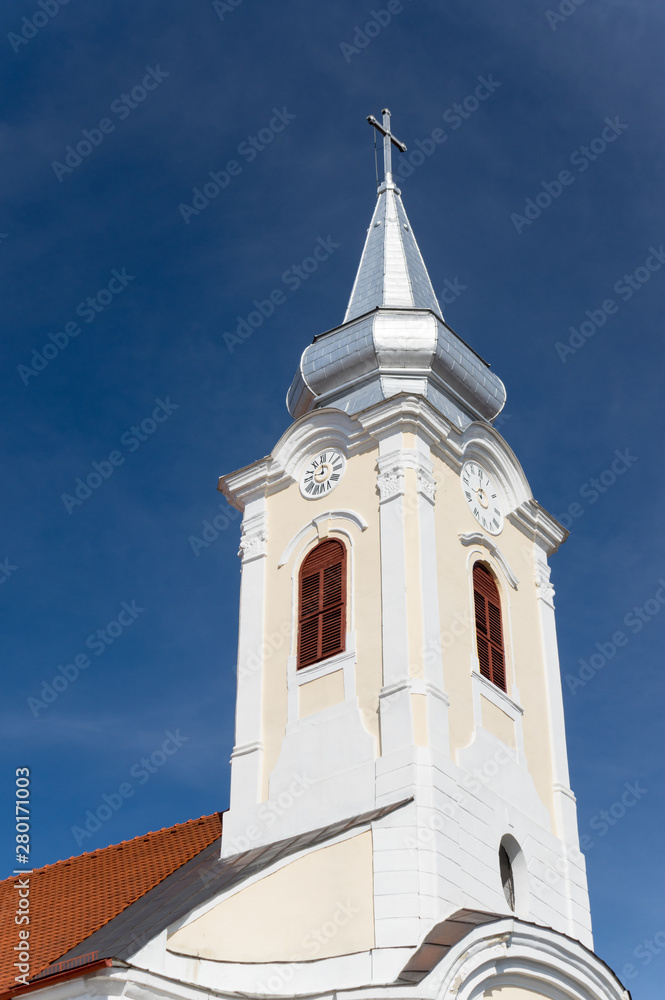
[299,669,344,718]
[481,696,516,749]
[432,453,556,827]
[252,417,557,829]
[261,445,382,798]
[167,832,375,963]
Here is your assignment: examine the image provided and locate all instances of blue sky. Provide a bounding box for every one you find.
[1,0,663,994]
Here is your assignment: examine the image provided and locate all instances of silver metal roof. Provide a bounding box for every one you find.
[286,128,506,428]
[344,182,442,322]
[287,304,506,427]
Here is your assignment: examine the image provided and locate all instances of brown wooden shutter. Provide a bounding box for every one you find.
[297,540,346,669]
[473,562,506,691]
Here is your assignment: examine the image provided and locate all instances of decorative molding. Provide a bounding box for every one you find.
[238,527,267,562]
[425,683,450,708]
[389,676,450,706]
[278,510,368,568]
[229,739,263,760]
[417,469,437,504]
[377,468,405,503]
[434,919,624,1000]
[553,781,577,803]
[458,532,519,589]
[379,679,412,700]
[358,393,454,448]
[221,396,566,556]
[376,446,439,504]
[535,562,556,606]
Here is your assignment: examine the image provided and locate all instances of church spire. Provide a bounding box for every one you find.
[343,109,442,323]
[287,109,506,426]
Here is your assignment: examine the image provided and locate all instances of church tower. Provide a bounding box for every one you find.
[217,106,586,919]
[170,111,628,998]
[2,111,628,1000]
[167,110,622,1000]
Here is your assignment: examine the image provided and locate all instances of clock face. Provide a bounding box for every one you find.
[461,461,504,535]
[300,449,346,499]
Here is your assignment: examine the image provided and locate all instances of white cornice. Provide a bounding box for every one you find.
[219,395,568,558]
[218,458,273,509]
[219,409,374,509]
[508,499,569,555]
[358,394,457,451]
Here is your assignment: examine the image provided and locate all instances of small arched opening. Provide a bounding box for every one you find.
[499,834,528,916]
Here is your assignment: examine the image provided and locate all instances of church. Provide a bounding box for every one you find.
[1,111,629,1000]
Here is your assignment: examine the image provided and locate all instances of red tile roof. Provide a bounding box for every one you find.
[0,813,223,994]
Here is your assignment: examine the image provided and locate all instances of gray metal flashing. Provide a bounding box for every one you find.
[396,909,499,984]
[58,798,413,967]
[313,308,491,372]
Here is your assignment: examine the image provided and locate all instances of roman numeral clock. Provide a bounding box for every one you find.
[461,460,504,534]
[299,449,346,498]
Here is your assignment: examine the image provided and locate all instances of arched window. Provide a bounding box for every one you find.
[499,835,526,913]
[499,843,515,911]
[473,562,506,691]
[297,539,346,669]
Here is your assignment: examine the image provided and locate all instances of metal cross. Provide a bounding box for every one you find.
[366,108,407,184]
